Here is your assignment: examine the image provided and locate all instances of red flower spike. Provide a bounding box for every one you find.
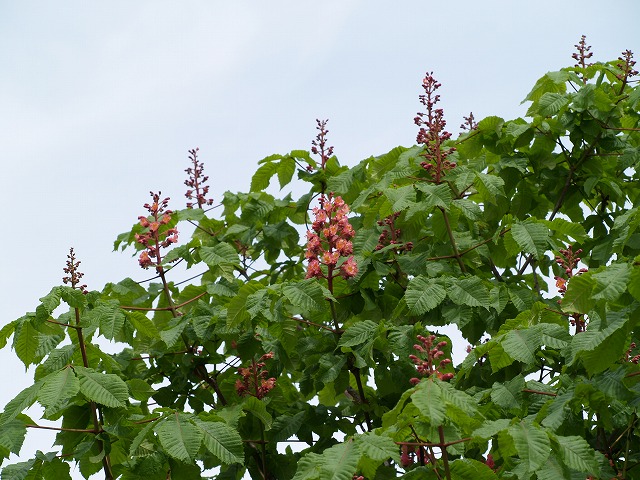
[311,119,334,171]
[62,247,88,294]
[235,352,277,399]
[555,244,588,333]
[305,193,358,281]
[409,332,454,384]
[415,72,456,184]
[184,147,214,209]
[135,192,179,272]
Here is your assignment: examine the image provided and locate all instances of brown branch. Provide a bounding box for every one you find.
[522,388,557,397]
[438,425,452,480]
[396,437,472,448]
[46,319,79,329]
[439,207,466,273]
[287,315,336,333]
[120,292,206,311]
[26,424,100,433]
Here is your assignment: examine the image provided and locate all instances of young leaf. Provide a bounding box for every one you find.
[405,276,447,315]
[319,439,360,480]
[411,380,445,426]
[156,413,203,463]
[75,366,128,408]
[194,417,244,464]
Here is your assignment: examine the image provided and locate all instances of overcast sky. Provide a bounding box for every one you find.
[1,1,638,476]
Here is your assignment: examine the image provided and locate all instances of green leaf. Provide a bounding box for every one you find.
[282,280,326,315]
[75,366,128,408]
[126,311,159,339]
[269,412,305,443]
[159,318,187,347]
[474,173,504,204]
[38,366,80,415]
[338,321,378,348]
[13,319,39,368]
[536,92,570,116]
[472,419,511,439]
[242,396,272,429]
[199,243,239,268]
[319,439,360,480]
[491,375,524,410]
[0,417,27,456]
[0,320,17,349]
[416,183,453,210]
[511,220,549,259]
[194,417,244,464]
[411,380,445,425]
[551,434,598,473]
[156,413,203,462]
[356,433,399,463]
[502,329,539,365]
[384,185,416,212]
[591,263,630,302]
[508,421,550,472]
[448,277,490,309]
[277,156,296,189]
[561,274,595,314]
[250,160,278,192]
[92,301,125,340]
[453,198,482,220]
[227,281,264,328]
[126,379,155,401]
[450,458,499,480]
[0,382,42,427]
[405,276,447,315]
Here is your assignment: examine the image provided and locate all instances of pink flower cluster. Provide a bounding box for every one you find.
[554,245,588,333]
[184,147,214,209]
[409,334,453,384]
[414,72,456,183]
[305,194,358,280]
[135,192,179,270]
[235,352,277,399]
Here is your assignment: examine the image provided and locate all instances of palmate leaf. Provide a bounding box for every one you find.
[405,276,447,315]
[0,381,42,427]
[591,263,630,302]
[562,274,595,314]
[242,396,272,429]
[501,328,540,365]
[199,243,240,268]
[511,220,549,259]
[508,421,550,473]
[447,277,490,309]
[551,434,598,473]
[282,280,326,315]
[227,281,264,328]
[356,433,399,463]
[411,379,445,425]
[91,301,125,340]
[156,413,203,463]
[194,418,244,464]
[269,411,305,443]
[319,439,360,480]
[0,417,27,457]
[450,458,499,480]
[75,366,128,408]
[338,320,378,348]
[13,319,39,368]
[38,366,80,414]
[534,92,570,117]
[250,159,278,192]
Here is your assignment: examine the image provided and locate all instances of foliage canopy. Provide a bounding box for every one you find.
[1,38,640,479]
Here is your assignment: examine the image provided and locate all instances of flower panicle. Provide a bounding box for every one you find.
[375,212,413,253]
[305,193,358,280]
[62,247,88,294]
[310,119,334,170]
[460,112,478,131]
[409,333,454,384]
[414,71,456,183]
[135,192,179,270]
[235,352,277,399]
[572,35,594,82]
[184,147,214,209]
[554,245,588,333]
[616,49,638,85]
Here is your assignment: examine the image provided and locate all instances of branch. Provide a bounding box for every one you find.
[120,292,206,311]
[26,424,99,433]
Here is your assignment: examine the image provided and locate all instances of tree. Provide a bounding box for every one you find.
[1,36,639,479]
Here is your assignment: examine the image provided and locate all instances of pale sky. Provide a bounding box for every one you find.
[1,1,638,476]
